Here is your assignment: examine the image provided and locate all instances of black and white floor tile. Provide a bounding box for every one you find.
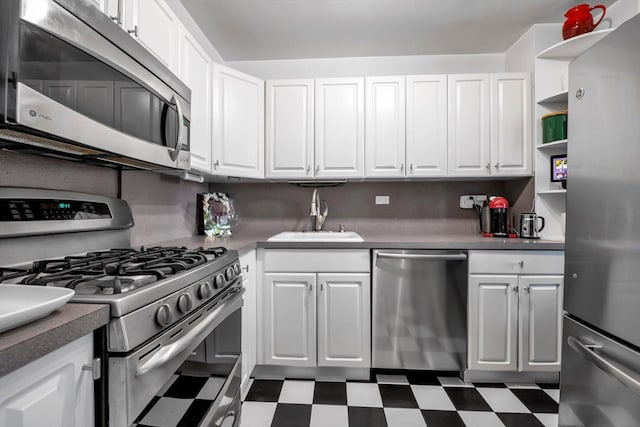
[241,372,560,427]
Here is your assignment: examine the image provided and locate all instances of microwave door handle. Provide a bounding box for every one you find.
[169,95,183,161]
[135,287,244,377]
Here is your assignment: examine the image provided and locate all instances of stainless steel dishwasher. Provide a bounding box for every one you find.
[373,250,468,371]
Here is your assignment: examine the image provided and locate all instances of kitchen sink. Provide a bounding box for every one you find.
[0,284,74,333]
[268,231,364,242]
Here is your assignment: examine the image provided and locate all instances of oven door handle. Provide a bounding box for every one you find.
[135,288,244,377]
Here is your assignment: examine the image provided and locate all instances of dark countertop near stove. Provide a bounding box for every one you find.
[0,303,109,377]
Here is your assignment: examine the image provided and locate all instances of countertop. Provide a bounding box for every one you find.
[155,230,565,252]
[0,303,109,377]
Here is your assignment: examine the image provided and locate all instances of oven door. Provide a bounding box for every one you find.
[108,285,243,427]
[2,0,190,170]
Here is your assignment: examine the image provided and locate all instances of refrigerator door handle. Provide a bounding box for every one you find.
[568,335,640,396]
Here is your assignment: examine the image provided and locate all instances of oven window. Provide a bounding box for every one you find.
[18,22,178,148]
[134,309,241,426]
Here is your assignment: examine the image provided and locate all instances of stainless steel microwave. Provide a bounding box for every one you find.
[0,0,191,170]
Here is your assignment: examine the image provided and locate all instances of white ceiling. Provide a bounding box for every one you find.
[180,0,615,61]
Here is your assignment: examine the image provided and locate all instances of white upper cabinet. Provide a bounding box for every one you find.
[315,78,365,179]
[490,73,532,176]
[365,76,406,178]
[212,64,265,179]
[125,0,179,74]
[266,80,315,179]
[178,27,212,173]
[448,74,491,177]
[406,75,448,177]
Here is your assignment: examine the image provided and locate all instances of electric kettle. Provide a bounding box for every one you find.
[520,213,545,239]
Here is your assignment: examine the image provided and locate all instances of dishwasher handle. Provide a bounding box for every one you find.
[376,252,467,261]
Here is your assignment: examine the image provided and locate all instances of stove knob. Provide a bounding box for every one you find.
[197,282,212,300]
[233,263,241,275]
[155,304,173,327]
[177,293,193,313]
[225,267,235,281]
[214,274,225,289]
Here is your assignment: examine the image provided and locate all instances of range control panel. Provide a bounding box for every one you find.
[0,199,112,221]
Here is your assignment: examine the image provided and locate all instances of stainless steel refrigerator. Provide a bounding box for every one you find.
[560,13,640,427]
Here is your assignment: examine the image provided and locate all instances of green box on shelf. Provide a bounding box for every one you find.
[542,110,568,143]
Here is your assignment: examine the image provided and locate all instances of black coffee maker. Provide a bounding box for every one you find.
[481,196,509,237]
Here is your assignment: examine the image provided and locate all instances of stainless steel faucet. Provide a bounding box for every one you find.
[310,189,328,231]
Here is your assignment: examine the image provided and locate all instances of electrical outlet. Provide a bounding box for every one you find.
[459,195,488,209]
[375,195,390,205]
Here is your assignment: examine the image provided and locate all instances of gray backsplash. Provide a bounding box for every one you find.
[0,150,534,245]
[211,179,534,237]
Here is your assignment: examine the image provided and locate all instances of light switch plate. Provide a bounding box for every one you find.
[375,195,390,205]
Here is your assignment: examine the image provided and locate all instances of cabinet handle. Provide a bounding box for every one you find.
[494,163,499,170]
[309,283,313,292]
[320,283,324,291]
[512,285,519,293]
[315,164,320,175]
[400,163,404,173]
[306,165,310,175]
[485,163,490,170]
[524,286,530,293]
[409,164,413,173]
[518,260,524,268]
[213,160,219,169]
[109,15,121,25]
[127,25,139,37]
[242,265,249,272]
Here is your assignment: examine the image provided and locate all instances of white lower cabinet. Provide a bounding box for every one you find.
[261,250,371,369]
[0,334,94,427]
[264,273,317,367]
[467,251,564,372]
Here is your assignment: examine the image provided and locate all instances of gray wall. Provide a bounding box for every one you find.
[211,179,533,237]
[0,150,207,247]
[0,150,534,245]
[120,171,207,246]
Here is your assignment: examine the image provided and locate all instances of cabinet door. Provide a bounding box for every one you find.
[240,250,257,397]
[0,334,94,427]
[265,80,314,179]
[263,273,316,367]
[127,0,179,73]
[317,273,371,368]
[490,73,532,176]
[315,78,365,178]
[447,74,491,177]
[406,74,448,177]
[519,275,563,372]
[212,64,265,179]
[365,76,406,177]
[179,28,213,173]
[468,275,519,371]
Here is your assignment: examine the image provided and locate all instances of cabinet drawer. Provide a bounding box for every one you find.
[264,250,370,272]
[469,251,564,275]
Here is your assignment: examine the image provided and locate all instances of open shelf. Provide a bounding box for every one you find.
[537,139,568,150]
[537,29,614,60]
[537,90,568,104]
[537,189,567,195]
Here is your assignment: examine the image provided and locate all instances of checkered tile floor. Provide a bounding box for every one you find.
[241,371,559,427]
